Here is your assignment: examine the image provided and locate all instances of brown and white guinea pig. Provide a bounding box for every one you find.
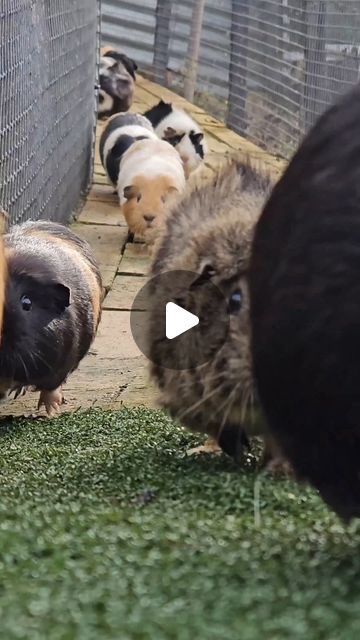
[0,220,103,416]
[100,113,186,242]
[143,100,207,178]
[98,47,138,118]
[147,159,281,463]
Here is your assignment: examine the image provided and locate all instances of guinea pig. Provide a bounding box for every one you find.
[115,136,185,242]
[0,220,103,416]
[147,159,277,461]
[143,100,207,178]
[99,113,158,188]
[98,48,138,118]
[249,82,360,520]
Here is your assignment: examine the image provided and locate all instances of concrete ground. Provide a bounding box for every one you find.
[0,76,285,417]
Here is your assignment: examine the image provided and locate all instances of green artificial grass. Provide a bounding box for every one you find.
[0,407,359,640]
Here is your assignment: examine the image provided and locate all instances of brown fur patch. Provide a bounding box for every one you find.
[122,173,181,242]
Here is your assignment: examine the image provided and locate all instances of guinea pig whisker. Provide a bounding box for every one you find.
[217,382,242,433]
[16,352,30,381]
[178,383,224,421]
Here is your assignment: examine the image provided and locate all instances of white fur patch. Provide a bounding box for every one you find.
[98,90,114,115]
[117,139,186,204]
[102,125,158,166]
[154,107,207,173]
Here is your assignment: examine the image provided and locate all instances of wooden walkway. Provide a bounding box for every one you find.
[0,76,285,417]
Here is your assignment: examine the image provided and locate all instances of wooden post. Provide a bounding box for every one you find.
[153,0,172,85]
[302,0,327,131]
[183,0,206,102]
[227,0,250,134]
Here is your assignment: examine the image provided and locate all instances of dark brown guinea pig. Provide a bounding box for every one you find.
[249,82,360,520]
[147,159,276,462]
[0,220,103,416]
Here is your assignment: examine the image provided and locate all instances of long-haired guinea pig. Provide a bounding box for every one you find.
[249,83,360,520]
[147,159,275,461]
[143,100,207,178]
[0,220,103,416]
[99,113,158,188]
[98,47,138,118]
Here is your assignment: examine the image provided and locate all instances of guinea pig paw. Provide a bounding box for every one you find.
[186,437,223,457]
[38,388,64,418]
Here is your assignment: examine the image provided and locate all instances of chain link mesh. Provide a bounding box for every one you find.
[102,0,360,159]
[0,0,99,226]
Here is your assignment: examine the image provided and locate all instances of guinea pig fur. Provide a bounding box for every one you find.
[99,113,158,188]
[249,82,360,521]
[143,100,207,178]
[0,220,103,416]
[118,137,186,241]
[148,159,273,460]
[98,48,138,118]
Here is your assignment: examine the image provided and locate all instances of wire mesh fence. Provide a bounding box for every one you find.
[0,1,99,226]
[102,0,360,159]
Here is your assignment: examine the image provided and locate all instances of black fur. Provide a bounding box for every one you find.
[99,113,148,165]
[143,100,173,128]
[100,114,153,186]
[102,51,137,79]
[0,221,102,393]
[189,130,205,158]
[249,82,360,520]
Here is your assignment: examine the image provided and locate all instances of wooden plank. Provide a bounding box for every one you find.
[78,200,125,227]
[87,185,117,204]
[118,242,150,276]
[71,223,128,290]
[104,274,148,310]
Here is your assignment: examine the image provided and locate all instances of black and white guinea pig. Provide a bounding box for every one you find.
[98,47,138,118]
[99,112,158,187]
[143,100,207,177]
[0,220,103,416]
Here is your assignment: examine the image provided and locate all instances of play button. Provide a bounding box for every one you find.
[165,302,199,339]
[130,269,229,370]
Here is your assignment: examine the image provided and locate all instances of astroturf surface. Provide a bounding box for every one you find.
[0,407,359,640]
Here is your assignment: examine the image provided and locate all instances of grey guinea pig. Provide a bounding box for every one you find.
[148,159,280,462]
[98,48,138,118]
[0,220,103,416]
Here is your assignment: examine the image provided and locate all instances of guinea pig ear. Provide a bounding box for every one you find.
[190,262,216,290]
[123,185,140,201]
[163,126,177,139]
[51,283,71,312]
[121,55,137,78]
[190,132,204,144]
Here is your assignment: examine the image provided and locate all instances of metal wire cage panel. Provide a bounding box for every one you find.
[0,1,99,226]
[102,0,360,159]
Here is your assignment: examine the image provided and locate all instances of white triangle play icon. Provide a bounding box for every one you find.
[165,302,199,340]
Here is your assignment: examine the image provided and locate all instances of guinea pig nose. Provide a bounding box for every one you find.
[143,214,155,223]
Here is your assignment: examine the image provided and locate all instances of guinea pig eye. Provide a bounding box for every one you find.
[137,193,142,203]
[21,295,32,311]
[228,290,242,315]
